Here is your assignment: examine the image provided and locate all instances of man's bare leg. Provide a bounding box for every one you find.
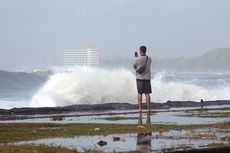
[138,94,142,112]
[146,94,151,111]
[146,111,151,124]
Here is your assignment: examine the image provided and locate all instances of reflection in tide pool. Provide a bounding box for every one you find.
[15,112,229,153]
[15,131,227,153]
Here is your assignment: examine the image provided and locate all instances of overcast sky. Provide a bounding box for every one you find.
[0,0,230,70]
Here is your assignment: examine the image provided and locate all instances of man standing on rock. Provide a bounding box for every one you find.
[133,46,152,113]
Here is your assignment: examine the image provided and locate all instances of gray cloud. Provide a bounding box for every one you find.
[0,0,230,70]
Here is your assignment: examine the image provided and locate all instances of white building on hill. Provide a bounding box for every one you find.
[64,47,100,66]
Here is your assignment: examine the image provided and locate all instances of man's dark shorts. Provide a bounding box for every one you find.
[136,79,152,94]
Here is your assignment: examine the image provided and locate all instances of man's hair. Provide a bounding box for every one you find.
[140,46,147,54]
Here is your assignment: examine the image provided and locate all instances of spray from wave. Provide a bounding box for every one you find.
[29,66,230,107]
[30,66,136,107]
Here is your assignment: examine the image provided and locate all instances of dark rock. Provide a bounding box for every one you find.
[51,116,64,121]
[97,140,107,146]
[166,146,230,153]
[0,100,229,115]
[113,137,121,141]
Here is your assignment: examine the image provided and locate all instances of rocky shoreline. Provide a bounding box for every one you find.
[0,100,229,115]
[169,146,230,153]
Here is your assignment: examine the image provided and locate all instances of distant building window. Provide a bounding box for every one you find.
[64,47,100,66]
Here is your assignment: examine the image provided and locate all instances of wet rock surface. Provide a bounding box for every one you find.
[169,146,230,153]
[97,140,107,147]
[0,100,229,115]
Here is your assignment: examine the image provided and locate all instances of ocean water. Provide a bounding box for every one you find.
[0,66,230,109]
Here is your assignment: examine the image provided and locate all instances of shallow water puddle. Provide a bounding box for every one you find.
[1,106,230,125]
[15,129,229,152]
[1,111,230,125]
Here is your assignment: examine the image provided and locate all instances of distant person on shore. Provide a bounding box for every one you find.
[201,99,204,110]
[133,46,152,112]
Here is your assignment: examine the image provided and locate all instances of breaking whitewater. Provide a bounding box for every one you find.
[0,66,230,109]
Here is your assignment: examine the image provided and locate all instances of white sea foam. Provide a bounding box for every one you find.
[30,66,136,107]
[0,100,28,109]
[152,72,230,102]
[29,66,230,107]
